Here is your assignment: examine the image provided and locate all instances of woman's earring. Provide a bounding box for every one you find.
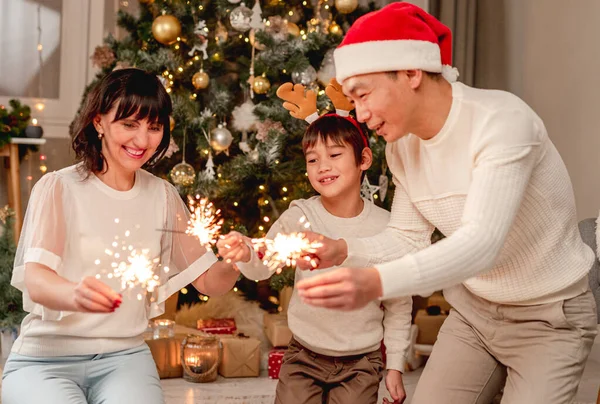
[98,132,103,140]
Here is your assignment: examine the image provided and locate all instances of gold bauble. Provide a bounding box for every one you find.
[252,75,271,95]
[335,0,358,14]
[249,29,266,50]
[152,15,182,45]
[170,162,196,187]
[139,0,154,3]
[192,70,210,90]
[211,52,223,62]
[169,116,175,131]
[287,22,300,37]
[329,22,343,36]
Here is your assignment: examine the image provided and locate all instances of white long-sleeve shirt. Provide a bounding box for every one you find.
[238,196,412,371]
[344,82,593,304]
[11,164,217,356]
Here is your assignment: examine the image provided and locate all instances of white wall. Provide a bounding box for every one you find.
[477,0,600,220]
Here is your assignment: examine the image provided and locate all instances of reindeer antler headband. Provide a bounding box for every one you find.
[276,78,368,147]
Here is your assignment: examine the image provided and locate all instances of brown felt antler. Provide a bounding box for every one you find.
[325,78,354,114]
[276,82,319,123]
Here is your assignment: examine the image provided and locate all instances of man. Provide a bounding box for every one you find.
[296,3,597,403]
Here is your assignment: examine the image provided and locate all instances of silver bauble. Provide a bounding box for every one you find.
[229,4,253,32]
[210,124,233,151]
[292,65,318,86]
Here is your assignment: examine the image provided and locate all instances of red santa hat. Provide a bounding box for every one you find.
[334,2,459,83]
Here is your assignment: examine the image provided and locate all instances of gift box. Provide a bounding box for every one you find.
[264,313,292,347]
[146,334,186,379]
[218,334,261,378]
[268,348,286,379]
[427,292,452,314]
[414,309,448,345]
[197,318,237,335]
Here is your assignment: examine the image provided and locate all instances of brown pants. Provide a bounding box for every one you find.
[412,284,598,404]
[275,339,384,404]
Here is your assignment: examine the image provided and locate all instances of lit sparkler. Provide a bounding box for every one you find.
[251,216,322,273]
[186,195,224,247]
[95,223,169,300]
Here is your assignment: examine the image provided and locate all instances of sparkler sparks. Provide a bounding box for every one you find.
[95,222,168,300]
[186,195,224,247]
[250,217,322,272]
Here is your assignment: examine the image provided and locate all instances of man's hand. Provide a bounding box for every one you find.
[297,231,348,270]
[296,267,383,310]
[383,369,406,404]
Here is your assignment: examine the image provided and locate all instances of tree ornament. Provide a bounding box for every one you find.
[317,49,336,86]
[252,74,271,94]
[249,29,265,50]
[287,21,300,37]
[192,70,210,89]
[329,22,343,36]
[292,65,317,86]
[139,0,154,3]
[210,124,233,152]
[360,176,380,203]
[229,3,253,32]
[152,15,182,45]
[335,0,358,14]
[170,162,196,187]
[169,116,175,132]
[250,1,264,30]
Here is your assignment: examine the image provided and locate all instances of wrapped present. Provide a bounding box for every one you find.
[427,292,452,314]
[264,313,292,347]
[268,348,286,379]
[197,318,237,335]
[218,334,261,378]
[279,286,293,314]
[146,334,186,379]
[414,309,448,345]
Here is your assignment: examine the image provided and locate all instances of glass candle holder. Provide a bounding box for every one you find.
[181,334,221,383]
[152,319,175,339]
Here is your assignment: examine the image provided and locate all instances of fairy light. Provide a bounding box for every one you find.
[250,217,322,273]
[282,187,288,192]
[186,195,223,247]
[233,202,239,207]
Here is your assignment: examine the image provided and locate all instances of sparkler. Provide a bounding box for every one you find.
[185,195,224,247]
[95,224,169,301]
[250,216,322,273]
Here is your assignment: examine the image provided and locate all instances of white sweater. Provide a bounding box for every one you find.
[237,196,412,371]
[344,82,593,304]
[11,165,217,356]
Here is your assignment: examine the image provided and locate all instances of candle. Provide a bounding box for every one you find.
[152,319,175,339]
[185,351,217,374]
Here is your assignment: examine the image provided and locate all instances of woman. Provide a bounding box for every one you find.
[2,68,238,404]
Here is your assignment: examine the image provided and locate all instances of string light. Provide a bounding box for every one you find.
[35,5,45,111]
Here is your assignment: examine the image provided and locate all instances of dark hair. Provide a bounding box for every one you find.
[71,68,172,175]
[302,114,367,165]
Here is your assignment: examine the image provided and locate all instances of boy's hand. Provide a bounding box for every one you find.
[217,231,252,264]
[383,369,406,404]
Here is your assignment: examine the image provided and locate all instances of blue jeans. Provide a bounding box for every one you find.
[2,344,164,404]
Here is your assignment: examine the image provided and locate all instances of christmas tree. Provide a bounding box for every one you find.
[80,0,393,306]
[0,207,26,329]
